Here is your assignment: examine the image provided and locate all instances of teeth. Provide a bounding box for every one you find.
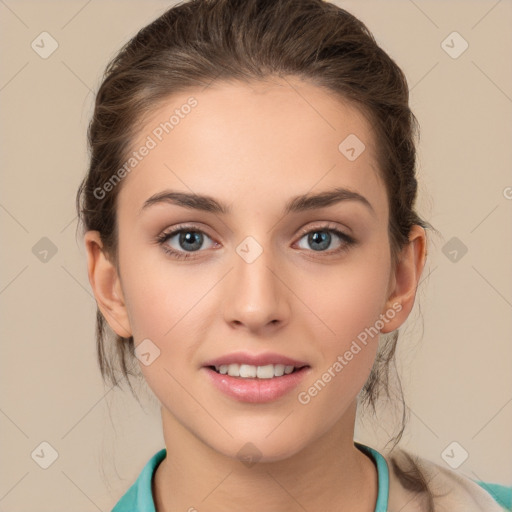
[214,363,301,378]
[227,363,240,377]
[274,364,285,377]
[239,364,257,378]
[256,364,274,379]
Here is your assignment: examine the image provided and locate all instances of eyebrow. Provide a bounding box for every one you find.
[140,187,375,217]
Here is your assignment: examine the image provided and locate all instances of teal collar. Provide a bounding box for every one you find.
[355,441,389,512]
[112,442,389,512]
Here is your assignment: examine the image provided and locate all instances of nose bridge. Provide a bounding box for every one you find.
[225,234,288,329]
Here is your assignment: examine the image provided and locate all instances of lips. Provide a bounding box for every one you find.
[201,351,311,402]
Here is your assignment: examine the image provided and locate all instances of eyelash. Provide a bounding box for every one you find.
[155,223,356,260]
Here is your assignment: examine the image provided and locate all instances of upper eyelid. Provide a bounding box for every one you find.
[297,222,350,235]
[160,223,215,240]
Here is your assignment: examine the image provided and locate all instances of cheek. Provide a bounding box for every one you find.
[118,252,208,397]
[118,235,205,341]
[295,265,389,421]
[300,241,391,346]
[293,238,391,401]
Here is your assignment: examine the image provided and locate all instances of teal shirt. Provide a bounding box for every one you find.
[112,443,512,512]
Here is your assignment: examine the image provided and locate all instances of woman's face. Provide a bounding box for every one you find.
[109,77,402,460]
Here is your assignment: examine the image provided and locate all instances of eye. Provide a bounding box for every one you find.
[295,224,355,255]
[156,223,356,261]
[156,225,217,260]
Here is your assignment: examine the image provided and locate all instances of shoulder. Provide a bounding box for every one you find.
[384,447,511,512]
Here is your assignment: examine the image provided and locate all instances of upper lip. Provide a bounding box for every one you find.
[202,351,309,368]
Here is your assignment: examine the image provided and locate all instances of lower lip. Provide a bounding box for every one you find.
[202,366,310,403]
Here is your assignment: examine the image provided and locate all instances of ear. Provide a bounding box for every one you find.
[84,231,132,338]
[380,224,427,333]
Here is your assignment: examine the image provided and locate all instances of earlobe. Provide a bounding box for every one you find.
[84,231,132,338]
[380,225,427,334]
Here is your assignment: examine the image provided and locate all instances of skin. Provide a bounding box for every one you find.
[85,76,426,512]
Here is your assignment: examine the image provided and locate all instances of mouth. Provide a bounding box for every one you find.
[207,363,308,379]
[201,351,311,402]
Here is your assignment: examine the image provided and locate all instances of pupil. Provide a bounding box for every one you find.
[180,231,202,251]
[309,231,330,251]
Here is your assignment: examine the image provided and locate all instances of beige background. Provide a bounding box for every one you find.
[1,0,511,510]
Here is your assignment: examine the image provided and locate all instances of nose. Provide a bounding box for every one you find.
[223,241,290,334]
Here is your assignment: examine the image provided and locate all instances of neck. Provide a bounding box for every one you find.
[153,402,378,512]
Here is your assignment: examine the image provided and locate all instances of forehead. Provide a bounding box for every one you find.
[118,77,387,220]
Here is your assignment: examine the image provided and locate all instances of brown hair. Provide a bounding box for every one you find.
[76,0,438,507]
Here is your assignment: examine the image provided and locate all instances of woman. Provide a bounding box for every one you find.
[76,0,511,510]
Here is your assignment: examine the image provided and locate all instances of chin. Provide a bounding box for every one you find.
[206,429,313,464]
